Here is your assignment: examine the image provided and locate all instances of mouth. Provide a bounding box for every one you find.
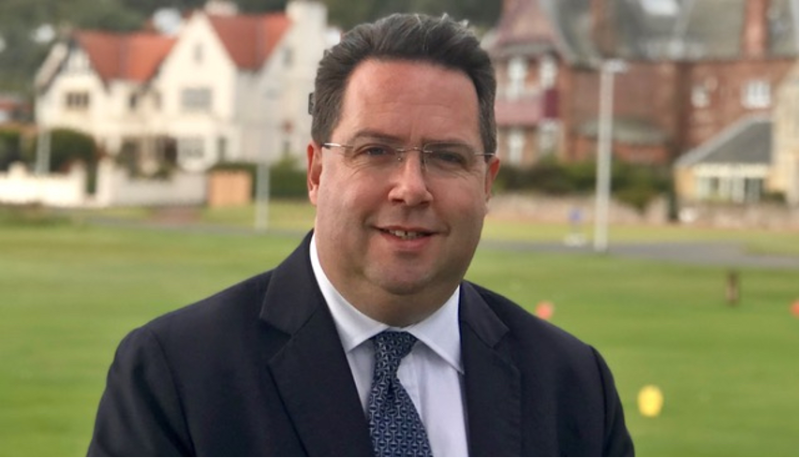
[379,228,434,240]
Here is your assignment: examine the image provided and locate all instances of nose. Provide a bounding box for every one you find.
[387,150,433,206]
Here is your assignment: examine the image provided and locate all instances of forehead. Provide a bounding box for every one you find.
[334,59,481,145]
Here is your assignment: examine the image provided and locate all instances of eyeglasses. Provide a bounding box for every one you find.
[322,141,494,177]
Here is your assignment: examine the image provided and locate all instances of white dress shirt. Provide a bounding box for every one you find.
[310,235,469,457]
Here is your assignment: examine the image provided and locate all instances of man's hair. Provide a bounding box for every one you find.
[311,13,497,153]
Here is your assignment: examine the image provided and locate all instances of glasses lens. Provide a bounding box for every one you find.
[349,143,399,167]
[423,143,475,173]
[342,141,482,176]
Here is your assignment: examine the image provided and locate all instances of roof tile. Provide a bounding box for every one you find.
[207,13,291,70]
[76,31,176,83]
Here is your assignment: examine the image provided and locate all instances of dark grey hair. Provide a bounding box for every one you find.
[311,13,497,153]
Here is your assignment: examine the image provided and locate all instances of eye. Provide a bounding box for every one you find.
[357,144,394,157]
[426,145,470,167]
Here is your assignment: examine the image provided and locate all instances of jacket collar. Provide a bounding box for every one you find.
[259,232,522,456]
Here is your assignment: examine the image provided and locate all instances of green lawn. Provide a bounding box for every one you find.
[0,211,797,456]
[67,199,799,256]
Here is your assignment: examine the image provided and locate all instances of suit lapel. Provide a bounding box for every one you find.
[460,282,522,457]
[259,233,373,456]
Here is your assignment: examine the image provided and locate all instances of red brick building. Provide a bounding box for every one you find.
[488,0,798,168]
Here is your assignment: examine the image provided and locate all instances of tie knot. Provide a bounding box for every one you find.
[372,331,418,375]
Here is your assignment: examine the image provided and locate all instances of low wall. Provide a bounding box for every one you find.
[678,201,798,230]
[489,193,798,230]
[489,194,668,225]
[0,163,86,207]
[0,160,207,208]
[93,160,207,207]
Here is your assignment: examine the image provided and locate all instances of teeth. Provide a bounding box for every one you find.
[387,229,425,240]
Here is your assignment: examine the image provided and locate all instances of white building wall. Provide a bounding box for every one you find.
[36,48,108,137]
[246,0,333,165]
[156,13,239,172]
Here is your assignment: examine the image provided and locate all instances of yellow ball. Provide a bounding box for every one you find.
[637,385,664,418]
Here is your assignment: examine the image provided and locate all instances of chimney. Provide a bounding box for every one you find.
[742,0,769,58]
[590,0,616,57]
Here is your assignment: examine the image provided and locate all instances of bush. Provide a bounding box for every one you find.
[268,156,307,199]
[0,128,23,171]
[23,128,98,173]
[496,158,672,213]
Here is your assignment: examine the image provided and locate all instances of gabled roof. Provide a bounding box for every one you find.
[675,115,772,167]
[492,0,560,55]
[207,13,291,70]
[75,31,176,83]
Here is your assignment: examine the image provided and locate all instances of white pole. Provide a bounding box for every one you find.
[593,60,623,253]
[35,128,51,175]
[255,160,270,232]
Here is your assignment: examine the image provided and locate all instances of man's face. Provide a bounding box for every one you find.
[307,59,500,325]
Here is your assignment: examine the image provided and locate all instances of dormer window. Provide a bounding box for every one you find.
[65,91,90,110]
[640,0,679,16]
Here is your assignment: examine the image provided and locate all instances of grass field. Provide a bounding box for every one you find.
[0,205,797,456]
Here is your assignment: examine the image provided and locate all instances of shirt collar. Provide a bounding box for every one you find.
[310,234,463,374]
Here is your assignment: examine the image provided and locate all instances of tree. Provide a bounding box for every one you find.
[25,128,98,173]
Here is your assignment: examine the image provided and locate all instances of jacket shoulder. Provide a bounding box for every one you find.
[467,281,593,356]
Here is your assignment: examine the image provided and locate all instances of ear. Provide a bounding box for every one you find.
[484,155,501,202]
[307,141,323,206]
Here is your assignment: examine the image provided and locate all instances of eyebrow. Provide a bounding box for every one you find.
[348,129,474,147]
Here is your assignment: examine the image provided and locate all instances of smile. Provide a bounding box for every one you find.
[381,229,432,240]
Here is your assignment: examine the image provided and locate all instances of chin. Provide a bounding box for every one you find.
[370,270,433,296]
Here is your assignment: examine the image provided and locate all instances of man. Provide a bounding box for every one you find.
[88,13,634,457]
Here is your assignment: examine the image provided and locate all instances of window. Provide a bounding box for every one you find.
[178,137,204,161]
[507,129,525,165]
[193,43,204,64]
[696,176,711,199]
[64,91,90,110]
[538,121,558,155]
[540,55,557,89]
[128,93,138,111]
[507,57,527,99]
[641,0,679,16]
[741,80,771,108]
[691,85,709,107]
[217,136,227,162]
[744,178,763,202]
[283,48,293,67]
[181,88,212,111]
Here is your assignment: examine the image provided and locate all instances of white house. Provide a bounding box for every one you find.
[34,30,175,163]
[34,0,335,174]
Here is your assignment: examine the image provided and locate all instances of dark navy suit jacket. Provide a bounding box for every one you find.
[88,233,634,456]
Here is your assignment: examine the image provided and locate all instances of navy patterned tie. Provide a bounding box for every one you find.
[367,331,433,457]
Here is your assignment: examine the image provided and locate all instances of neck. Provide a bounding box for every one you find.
[344,287,456,328]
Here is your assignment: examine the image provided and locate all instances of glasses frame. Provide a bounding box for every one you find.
[321,142,495,173]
